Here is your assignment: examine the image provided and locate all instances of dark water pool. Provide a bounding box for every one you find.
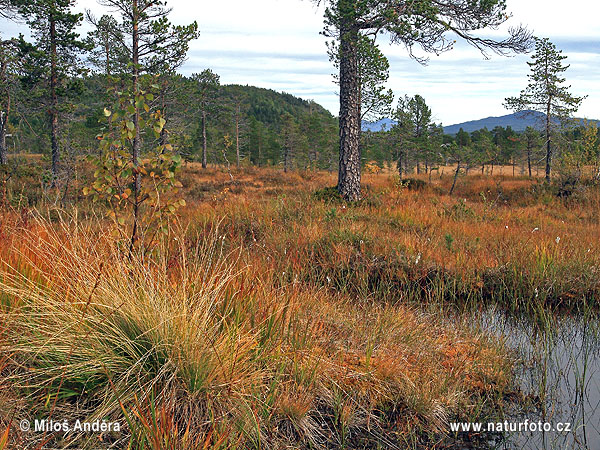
[477,309,600,449]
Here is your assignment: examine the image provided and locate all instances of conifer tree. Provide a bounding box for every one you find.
[85,14,128,76]
[0,38,20,165]
[191,69,220,169]
[505,37,585,181]
[314,0,530,200]
[92,0,198,248]
[14,0,88,180]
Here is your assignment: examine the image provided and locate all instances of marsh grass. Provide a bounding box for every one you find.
[1,165,599,448]
[0,212,513,449]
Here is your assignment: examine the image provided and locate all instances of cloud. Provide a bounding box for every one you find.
[1,0,598,125]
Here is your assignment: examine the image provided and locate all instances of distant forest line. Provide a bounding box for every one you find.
[3,74,599,178]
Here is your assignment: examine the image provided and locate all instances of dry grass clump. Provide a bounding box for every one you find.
[0,215,512,449]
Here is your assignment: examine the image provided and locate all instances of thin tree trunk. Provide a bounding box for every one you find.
[527,147,532,178]
[201,109,207,168]
[0,112,7,165]
[235,103,240,167]
[257,131,262,167]
[1,50,10,165]
[450,161,460,195]
[130,0,141,254]
[50,13,59,182]
[397,150,403,177]
[545,102,552,182]
[337,6,361,201]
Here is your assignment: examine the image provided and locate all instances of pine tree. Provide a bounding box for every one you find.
[14,0,88,180]
[505,37,585,181]
[314,0,531,200]
[92,0,199,250]
[191,70,220,169]
[85,14,128,77]
[0,38,20,165]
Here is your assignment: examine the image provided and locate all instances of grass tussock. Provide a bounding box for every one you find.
[1,214,512,449]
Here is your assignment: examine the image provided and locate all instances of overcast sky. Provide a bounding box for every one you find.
[2,0,598,125]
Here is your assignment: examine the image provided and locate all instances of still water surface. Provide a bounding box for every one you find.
[478,309,600,449]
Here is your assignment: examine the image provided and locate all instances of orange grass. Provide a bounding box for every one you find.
[0,212,512,448]
[1,164,598,448]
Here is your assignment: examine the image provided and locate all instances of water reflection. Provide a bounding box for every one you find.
[478,309,600,449]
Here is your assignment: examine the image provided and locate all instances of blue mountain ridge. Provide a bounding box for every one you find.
[362,111,598,134]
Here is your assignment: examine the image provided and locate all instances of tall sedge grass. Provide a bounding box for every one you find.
[0,213,513,449]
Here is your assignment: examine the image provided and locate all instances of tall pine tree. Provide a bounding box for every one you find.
[315,0,531,200]
[15,0,88,180]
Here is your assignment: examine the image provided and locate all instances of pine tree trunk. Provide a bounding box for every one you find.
[1,52,10,166]
[527,146,532,178]
[130,0,141,253]
[337,7,361,201]
[235,103,240,167]
[450,161,460,195]
[201,109,207,169]
[49,13,59,182]
[0,112,7,165]
[545,102,552,182]
[397,150,403,177]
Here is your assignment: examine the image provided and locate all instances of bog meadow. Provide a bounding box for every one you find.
[0,0,599,449]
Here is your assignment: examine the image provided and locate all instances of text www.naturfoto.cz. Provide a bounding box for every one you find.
[450,420,571,433]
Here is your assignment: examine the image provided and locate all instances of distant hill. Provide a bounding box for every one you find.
[219,84,334,127]
[362,111,598,134]
[15,76,339,167]
[362,118,396,132]
[443,111,598,134]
